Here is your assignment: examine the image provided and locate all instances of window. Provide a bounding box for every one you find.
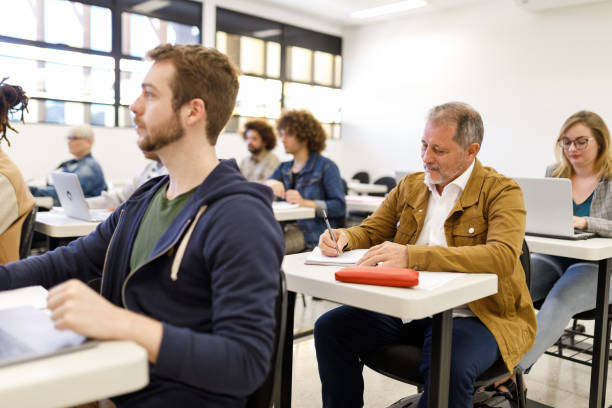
[216,8,343,139]
[0,0,202,127]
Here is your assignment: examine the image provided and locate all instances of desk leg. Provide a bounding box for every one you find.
[427,310,452,408]
[590,258,611,408]
[281,291,296,408]
[48,237,61,250]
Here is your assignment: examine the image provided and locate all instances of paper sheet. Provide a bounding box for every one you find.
[413,272,458,291]
[305,247,369,266]
[272,201,299,210]
[0,286,48,311]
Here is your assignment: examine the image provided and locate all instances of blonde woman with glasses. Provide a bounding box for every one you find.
[517,111,612,378]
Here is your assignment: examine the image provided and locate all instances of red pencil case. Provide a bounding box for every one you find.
[335,266,419,288]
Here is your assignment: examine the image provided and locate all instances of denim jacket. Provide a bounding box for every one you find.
[269,153,346,247]
[30,153,107,205]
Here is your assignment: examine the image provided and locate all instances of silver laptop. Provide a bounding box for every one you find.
[50,172,109,222]
[514,177,595,240]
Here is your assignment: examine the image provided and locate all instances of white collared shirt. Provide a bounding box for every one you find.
[416,160,475,247]
[415,160,475,319]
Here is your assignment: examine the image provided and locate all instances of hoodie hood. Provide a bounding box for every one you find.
[118,158,277,269]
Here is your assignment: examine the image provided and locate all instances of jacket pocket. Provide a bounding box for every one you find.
[393,212,418,244]
[451,218,488,246]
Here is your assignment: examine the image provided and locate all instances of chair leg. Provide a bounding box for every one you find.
[515,370,527,408]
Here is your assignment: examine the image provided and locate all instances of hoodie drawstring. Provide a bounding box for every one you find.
[170,205,208,281]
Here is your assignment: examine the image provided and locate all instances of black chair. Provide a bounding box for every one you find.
[370,176,397,197]
[19,205,37,259]
[341,178,348,195]
[351,171,370,184]
[246,270,288,408]
[359,240,531,408]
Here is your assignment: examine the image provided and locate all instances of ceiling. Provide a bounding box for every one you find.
[257,0,482,26]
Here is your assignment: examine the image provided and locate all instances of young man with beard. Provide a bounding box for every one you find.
[239,119,280,182]
[0,44,284,407]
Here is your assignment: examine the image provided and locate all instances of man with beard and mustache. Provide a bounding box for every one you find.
[314,102,536,408]
[0,44,284,407]
[239,119,280,182]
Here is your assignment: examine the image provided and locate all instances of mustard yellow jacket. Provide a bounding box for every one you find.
[344,159,536,372]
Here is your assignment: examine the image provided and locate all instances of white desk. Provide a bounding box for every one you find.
[273,206,315,222]
[525,236,612,408]
[345,195,384,213]
[35,211,101,250]
[280,252,498,408]
[0,287,149,407]
[0,340,148,407]
[35,211,101,238]
[35,206,315,249]
[347,182,388,195]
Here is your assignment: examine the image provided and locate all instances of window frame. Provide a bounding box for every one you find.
[216,7,343,138]
[0,0,202,127]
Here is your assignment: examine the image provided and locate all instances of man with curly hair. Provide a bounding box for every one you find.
[265,109,345,252]
[239,119,280,182]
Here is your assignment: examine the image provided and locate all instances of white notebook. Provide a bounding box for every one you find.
[272,201,299,210]
[304,247,369,266]
[0,286,95,367]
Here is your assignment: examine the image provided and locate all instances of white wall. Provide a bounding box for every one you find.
[3,123,146,182]
[338,0,612,181]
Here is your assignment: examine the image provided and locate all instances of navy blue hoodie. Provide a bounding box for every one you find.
[0,159,285,407]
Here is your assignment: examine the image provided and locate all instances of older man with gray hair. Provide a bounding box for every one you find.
[30,124,107,205]
[315,102,536,407]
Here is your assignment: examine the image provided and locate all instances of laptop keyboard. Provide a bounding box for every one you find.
[0,327,34,358]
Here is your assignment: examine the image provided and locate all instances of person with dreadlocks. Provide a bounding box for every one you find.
[0,78,35,264]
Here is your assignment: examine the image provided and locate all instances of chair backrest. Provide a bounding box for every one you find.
[341,178,348,195]
[19,205,38,260]
[351,171,370,184]
[370,176,397,197]
[246,270,288,408]
[520,239,531,290]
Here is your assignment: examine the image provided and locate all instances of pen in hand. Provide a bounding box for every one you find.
[322,209,341,256]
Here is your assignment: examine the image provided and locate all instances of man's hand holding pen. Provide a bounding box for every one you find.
[318,228,349,257]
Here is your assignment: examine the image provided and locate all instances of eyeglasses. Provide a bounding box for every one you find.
[558,137,592,151]
[66,135,84,141]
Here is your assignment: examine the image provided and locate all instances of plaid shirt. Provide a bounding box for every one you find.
[546,164,612,237]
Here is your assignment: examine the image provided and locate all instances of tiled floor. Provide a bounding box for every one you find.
[291,297,612,407]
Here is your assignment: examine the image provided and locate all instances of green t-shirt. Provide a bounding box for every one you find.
[130,181,198,271]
